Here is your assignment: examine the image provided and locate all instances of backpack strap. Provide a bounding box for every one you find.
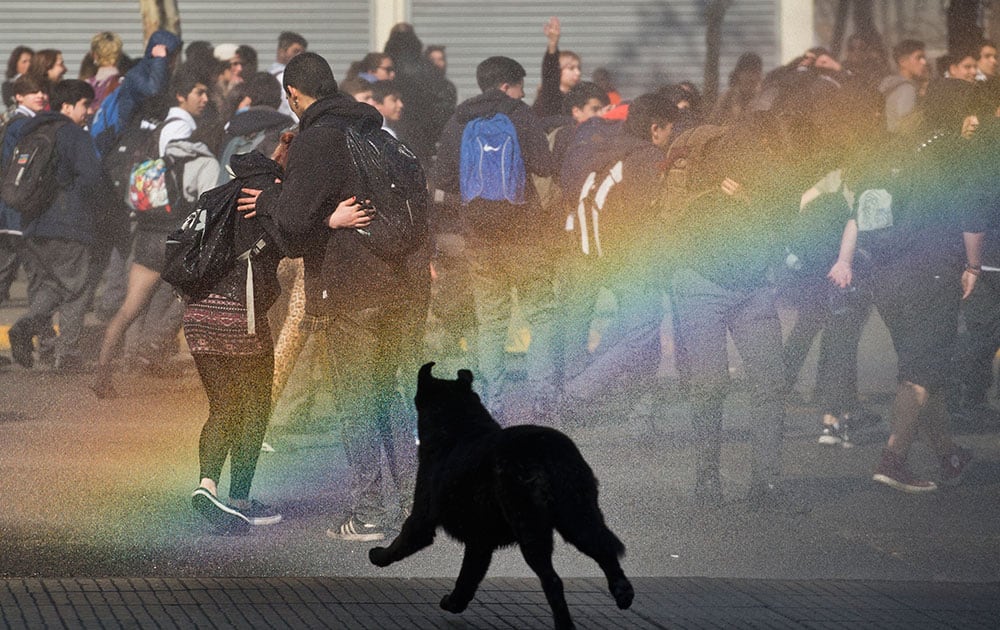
[236,236,268,335]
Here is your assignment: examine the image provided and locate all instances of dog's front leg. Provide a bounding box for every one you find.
[369,514,436,567]
[440,543,493,614]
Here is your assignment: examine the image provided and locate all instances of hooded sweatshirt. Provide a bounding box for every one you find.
[256,92,428,316]
[93,29,181,155]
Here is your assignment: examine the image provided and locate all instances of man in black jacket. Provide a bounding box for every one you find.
[241,53,430,542]
[433,55,556,423]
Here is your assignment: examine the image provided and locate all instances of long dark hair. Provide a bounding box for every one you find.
[6,46,33,80]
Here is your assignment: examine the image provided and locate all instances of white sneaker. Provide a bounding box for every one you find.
[326,516,385,542]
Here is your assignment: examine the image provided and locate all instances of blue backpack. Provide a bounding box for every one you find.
[459,113,526,205]
[90,87,122,157]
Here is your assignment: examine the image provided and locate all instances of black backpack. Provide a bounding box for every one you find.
[344,125,428,261]
[161,180,246,300]
[102,117,187,222]
[161,152,282,310]
[0,118,68,223]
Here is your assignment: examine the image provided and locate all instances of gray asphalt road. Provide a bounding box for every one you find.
[1,334,998,582]
[1,277,998,583]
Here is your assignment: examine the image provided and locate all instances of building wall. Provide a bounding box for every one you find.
[1,1,780,106]
[0,1,369,84]
[410,0,780,103]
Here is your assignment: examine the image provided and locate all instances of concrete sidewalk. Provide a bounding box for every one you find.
[2,576,998,629]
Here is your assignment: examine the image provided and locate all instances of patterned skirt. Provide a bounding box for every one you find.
[183,294,271,356]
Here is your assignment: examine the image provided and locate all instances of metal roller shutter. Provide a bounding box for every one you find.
[0,1,369,83]
[409,0,779,103]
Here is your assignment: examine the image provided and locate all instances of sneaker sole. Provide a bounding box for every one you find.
[248,514,283,526]
[192,489,251,533]
[325,528,385,542]
[872,473,938,493]
[818,435,853,448]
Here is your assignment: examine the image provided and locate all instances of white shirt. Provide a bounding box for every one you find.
[269,61,297,121]
[158,107,197,157]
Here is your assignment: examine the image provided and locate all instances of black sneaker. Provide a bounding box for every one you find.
[8,325,33,369]
[326,515,386,542]
[191,487,251,533]
[818,420,852,448]
[229,498,282,526]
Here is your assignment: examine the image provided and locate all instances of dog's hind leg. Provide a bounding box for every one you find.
[557,516,634,610]
[439,543,493,614]
[517,534,574,630]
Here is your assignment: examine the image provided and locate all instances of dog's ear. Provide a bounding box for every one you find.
[457,369,474,387]
[418,362,436,388]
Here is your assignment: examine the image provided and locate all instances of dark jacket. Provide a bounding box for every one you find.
[202,152,285,313]
[93,29,181,155]
[854,129,981,271]
[0,111,33,235]
[434,88,553,196]
[532,49,565,120]
[433,89,554,244]
[21,112,101,245]
[256,93,427,316]
[383,30,457,165]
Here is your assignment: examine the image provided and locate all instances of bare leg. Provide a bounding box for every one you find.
[92,263,163,397]
[97,263,163,368]
[886,381,927,457]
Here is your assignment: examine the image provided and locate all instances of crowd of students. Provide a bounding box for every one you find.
[2,18,999,534]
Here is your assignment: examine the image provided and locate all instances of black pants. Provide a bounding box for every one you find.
[194,351,274,501]
[953,273,1000,405]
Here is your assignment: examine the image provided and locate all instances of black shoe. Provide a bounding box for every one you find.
[228,498,282,526]
[7,325,33,368]
[818,420,853,448]
[192,487,251,533]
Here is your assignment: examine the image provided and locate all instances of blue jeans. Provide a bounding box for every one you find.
[670,268,786,486]
[559,255,662,403]
[317,303,422,524]
[465,240,558,420]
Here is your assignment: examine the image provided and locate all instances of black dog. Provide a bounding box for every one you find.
[369,363,633,629]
